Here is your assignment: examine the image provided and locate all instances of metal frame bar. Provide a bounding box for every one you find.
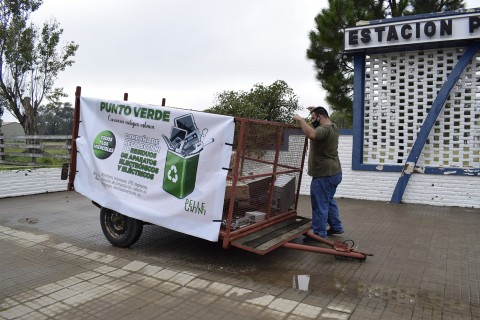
[391,43,480,203]
[283,230,372,261]
[220,118,306,249]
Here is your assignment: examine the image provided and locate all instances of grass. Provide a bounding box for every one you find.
[0,144,70,170]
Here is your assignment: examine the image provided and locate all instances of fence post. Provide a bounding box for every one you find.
[29,136,37,164]
[0,133,4,162]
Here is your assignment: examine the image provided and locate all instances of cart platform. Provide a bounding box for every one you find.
[231,216,311,255]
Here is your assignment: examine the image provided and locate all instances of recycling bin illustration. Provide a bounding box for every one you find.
[163,150,200,199]
[162,113,214,199]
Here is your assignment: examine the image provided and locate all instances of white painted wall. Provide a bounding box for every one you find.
[300,135,480,208]
[0,168,68,198]
[1,137,479,208]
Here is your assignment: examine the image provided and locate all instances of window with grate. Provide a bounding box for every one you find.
[363,47,480,169]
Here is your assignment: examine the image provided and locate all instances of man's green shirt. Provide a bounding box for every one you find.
[307,123,342,177]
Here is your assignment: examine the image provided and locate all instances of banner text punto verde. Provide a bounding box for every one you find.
[100,102,171,121]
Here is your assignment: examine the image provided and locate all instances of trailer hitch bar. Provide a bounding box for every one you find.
[283,230,373,261]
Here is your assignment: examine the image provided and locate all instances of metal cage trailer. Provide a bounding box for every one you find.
[68,87,372,261]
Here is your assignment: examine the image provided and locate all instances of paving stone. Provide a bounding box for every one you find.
[0,191,478,320]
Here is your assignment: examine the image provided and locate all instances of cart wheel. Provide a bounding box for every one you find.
[100,208,143,247]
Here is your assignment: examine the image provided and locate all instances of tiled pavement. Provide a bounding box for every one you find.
[0,191,479,319]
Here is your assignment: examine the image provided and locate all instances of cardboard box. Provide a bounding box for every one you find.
[225,179,250,201]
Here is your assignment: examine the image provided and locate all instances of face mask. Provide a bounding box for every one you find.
[312,120,320,128]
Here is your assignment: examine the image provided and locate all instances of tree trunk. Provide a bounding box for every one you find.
[22,97,38,136]
[22,97,39,163]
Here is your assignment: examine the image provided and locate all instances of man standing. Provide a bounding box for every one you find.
[293,107,344,240]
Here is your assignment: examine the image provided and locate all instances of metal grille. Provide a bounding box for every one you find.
[363,47,480,169]
[221,118,306,234]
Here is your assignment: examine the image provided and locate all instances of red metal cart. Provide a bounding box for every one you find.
[68,87,372,261]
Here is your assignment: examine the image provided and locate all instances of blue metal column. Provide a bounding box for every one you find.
[391,43,480,204]
[352,53,366,171]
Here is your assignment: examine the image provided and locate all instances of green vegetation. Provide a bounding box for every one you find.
[0,140,70,170]
[0,0,78,135]
[306,0,465,128]
[206,80,300,123]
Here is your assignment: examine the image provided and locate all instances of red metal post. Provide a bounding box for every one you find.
[67,86,81,191]
[283,230,373,261]
[222,118,247,249]
[294,137,308,210]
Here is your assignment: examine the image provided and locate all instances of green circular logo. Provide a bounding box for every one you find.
[93,130,116,159]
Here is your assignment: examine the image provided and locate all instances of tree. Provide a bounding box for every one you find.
[406,0,464,15]
[0,0,78,136]
[307,0,384,129]
[205,80,300,123]
[307,0,465,128]
[35,88,73,135]
[36,101,73,135]
[0,84,9,127]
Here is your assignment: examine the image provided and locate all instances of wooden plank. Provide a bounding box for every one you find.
[0,160,44,166]
[0,144,71,150]
[240,218,310,248]
[0,152,70,159]
[232,217,299,244]
[0,144,43,149]
[255,225,309,251]
[231,217,311,254]
[6,135,71,140]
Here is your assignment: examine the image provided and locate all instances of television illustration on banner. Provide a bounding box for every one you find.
[162,113,214,199]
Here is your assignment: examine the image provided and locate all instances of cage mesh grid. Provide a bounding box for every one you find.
[222,119,305,231]
[363,47,480,169]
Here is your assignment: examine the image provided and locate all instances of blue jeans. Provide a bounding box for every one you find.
[310,172,343,238]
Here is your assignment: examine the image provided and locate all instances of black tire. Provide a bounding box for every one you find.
[100,208,143,247]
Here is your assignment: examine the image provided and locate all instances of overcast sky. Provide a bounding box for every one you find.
[2,0,478,123]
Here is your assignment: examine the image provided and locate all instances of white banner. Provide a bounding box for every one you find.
[74,97,234,241]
